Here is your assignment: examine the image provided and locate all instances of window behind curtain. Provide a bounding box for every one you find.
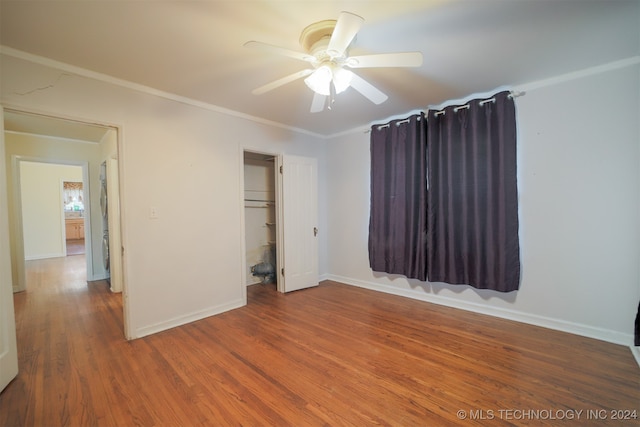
[368,113,427,281]
[426,91,520,291]
[369,91,520,292]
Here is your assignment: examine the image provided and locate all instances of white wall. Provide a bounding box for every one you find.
[19,161,82,259]
[1,53,327,339]
[326,62,640,346]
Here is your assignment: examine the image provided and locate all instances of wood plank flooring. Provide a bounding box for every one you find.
[1,255,638,426]
[65,239,85,256]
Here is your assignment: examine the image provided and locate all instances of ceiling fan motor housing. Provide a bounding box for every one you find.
[300,19,350,64]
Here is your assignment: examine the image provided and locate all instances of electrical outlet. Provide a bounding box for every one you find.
[149,206,158,219]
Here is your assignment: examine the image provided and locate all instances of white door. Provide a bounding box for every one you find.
[0,106,19,392]
[278,154,319,293]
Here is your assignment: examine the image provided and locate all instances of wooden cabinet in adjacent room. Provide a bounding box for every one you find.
[65,218,85,240]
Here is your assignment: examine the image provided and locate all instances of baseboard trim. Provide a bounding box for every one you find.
[324,274,633,347]
[133,298,245,339]
[25,252,65,261]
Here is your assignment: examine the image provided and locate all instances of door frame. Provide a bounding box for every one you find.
[240,149,320,298]
[13,157,91,275]
[239,147,283,303]
[0,105,19,392]
[1,105,131,339]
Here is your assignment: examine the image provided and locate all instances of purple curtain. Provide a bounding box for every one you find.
[426,91,520,292]
[369,113,427,281]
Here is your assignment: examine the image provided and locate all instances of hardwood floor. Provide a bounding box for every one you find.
[1,256,638,426]
[65,239,85,256]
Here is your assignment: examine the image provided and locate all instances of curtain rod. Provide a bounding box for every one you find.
[433,90,525,117]
[369,90,525,131]
[374,114,422,130]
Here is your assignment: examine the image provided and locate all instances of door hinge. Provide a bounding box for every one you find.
[281,268,284,276]
[279,165,283,174]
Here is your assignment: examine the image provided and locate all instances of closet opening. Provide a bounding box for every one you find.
[243,151,279,292]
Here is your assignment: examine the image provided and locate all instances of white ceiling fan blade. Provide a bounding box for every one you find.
[327,11,364,58]
[244,41,316,63]
[346,52,423,68]
[310,92,327,113]
[252,69,313,95]
[348,72,388,105]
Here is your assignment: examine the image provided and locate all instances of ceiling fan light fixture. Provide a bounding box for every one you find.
[332,67,353,93]
[304,65,332,95]
[304,64,352,96]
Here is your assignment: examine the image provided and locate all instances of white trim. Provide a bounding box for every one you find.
[516,56,640,93]
[5,46,637,142]
[240,147,281,299]
[9,156,25,292]
[3,104,121,135]
[246,281,263,286]
[631,346,640,368]
[133,299,245,340]
[80,162,94,280]
[0,45,326,140]
[88,273,109,282]
[238,147,248,306]
[324,274,634,347]
[331,56,640,139]
[5,130,100,145]
[25,253,65,261]
[58,179,67,256]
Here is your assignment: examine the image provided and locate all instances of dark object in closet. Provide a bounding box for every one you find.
[635,300,639,346]
[251,261,275,284]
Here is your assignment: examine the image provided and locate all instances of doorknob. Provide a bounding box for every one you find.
[314,227,318,237]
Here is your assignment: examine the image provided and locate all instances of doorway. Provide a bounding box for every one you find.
[63,180,86,256]
[2,108,127,337]
[19,161,87,262]
[243,151,279,292]
[241,149,320,298]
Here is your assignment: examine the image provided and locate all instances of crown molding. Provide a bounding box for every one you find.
[0,46,327,140]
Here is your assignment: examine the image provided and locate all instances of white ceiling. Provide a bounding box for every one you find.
[1,0,638,137]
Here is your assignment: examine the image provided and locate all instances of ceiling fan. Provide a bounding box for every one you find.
[244,11,423,113]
